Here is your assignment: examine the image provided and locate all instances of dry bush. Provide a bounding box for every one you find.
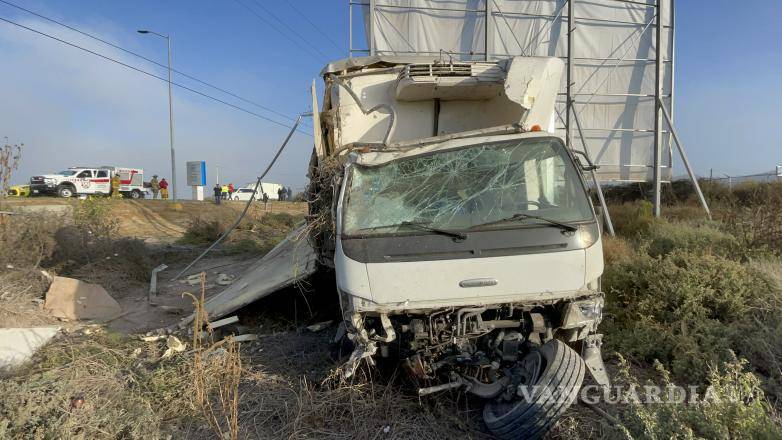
[180,217,224,245]
[280,376,489,440]
[188,273,242,440]
[0,330,200,439]
[602,236,636,266]
[44,199,153,284]
[0,212,59,269]
[0,269,53,327]
[304,155,342,258]
[0,139,22,197]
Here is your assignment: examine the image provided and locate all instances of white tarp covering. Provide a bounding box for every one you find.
[360,0,673,181]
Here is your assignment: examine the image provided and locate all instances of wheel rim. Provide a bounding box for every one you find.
[518,350,543,386]
[61,188,72,197]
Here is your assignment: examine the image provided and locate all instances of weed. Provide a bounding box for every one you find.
[180,217,224,245]
[605,356,782,439]
[645,222,742,259]
[609,200,657,237]
[603,248,782,402]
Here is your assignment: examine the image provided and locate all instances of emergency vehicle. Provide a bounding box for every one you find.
[30,166,146,199]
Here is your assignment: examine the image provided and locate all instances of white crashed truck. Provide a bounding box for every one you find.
[192,55,609,439]
[312,55,608,439]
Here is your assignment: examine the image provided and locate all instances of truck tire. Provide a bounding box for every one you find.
[130,189,142,199]
[57,185,75,198]
[483,339,585,440]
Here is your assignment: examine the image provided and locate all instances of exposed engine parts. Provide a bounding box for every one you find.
[343,296,605,398]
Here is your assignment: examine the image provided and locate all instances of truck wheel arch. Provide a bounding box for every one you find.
[57,184,76,198]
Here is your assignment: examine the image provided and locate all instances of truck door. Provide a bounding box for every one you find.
[93,169,111,194]
[74,169,93,193]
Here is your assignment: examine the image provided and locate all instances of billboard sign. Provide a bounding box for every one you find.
[186,161,206,186]
[357,0,674,182]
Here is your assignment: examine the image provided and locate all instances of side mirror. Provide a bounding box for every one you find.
[572,150,599,172]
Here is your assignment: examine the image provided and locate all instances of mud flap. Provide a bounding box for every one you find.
[582,333,610,389]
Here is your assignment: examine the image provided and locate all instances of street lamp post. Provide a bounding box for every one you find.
[138,29,177,201]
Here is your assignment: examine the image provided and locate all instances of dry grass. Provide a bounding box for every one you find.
[187,272,242,440]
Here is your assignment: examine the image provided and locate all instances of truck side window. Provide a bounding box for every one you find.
[96,170,108,178]
[77,170,93,178]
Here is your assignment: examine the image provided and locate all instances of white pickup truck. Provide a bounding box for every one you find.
[30,166,145,199]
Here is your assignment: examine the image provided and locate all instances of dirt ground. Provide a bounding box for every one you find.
[0,198,308,332]
[3,197,306,243]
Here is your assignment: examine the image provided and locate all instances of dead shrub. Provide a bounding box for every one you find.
[0,212,59,269]
[0,330,200,439]
[0,140,22,198]
[188,273,242,440]
[602,236,636,266]
[180,217,224,245]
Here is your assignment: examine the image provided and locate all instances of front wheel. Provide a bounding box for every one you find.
[130,189,142,199]
[57,185,74,198]
[483,339,585,440]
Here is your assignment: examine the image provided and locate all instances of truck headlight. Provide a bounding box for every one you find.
[577,226,597,248]
[561,296,603,329]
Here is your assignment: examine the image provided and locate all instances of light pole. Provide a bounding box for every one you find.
[138,29,177,201]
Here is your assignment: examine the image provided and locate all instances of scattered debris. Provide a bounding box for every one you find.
[44,276,122,320]
[306,320,333,332]
[232,334,258,343]
[40,270,54,283]
[159,305,184,315]
[69,395,85,410]
[162,335,186,359]
[0,326,60,371]
[140,335,166,342]
[215,273,234,286]
[186,274,202,285]
[148,264,168,300]
[208,315,239,330]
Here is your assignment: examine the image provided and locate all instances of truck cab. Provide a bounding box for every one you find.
[312,55,609,439]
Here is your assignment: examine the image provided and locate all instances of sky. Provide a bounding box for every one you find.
[1,0,780,197]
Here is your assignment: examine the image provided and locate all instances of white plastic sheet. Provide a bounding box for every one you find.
[361,0,673,181]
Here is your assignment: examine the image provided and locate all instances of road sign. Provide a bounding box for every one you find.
[186,161,206,186]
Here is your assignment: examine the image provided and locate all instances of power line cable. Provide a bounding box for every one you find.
[0,15,311,136]
[282,0,342,53]
[0,0,304,126]
[248,0,331,59]
[173,113,306,281]
[232,0,328,63]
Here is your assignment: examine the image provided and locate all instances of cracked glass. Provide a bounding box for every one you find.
[343,137,593,236]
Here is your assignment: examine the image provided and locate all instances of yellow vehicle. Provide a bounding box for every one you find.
[7,184,30,197]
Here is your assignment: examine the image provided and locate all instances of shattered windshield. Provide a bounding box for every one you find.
[343,137,593,236]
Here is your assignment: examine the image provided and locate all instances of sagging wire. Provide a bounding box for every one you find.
[172,112,311,280]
